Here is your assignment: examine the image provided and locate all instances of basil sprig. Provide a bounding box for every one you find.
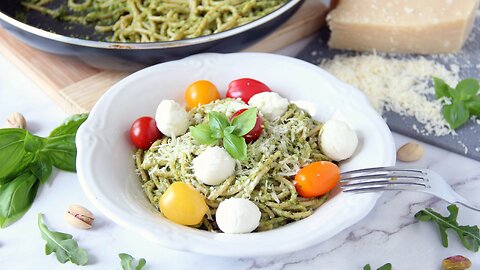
[38,213,88,265]
[363,263,392,270]
[433,77,480,129]
[190,108,257,160]
[0,114,87,228]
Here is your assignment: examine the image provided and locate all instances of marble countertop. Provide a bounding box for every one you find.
[1,39,479,270]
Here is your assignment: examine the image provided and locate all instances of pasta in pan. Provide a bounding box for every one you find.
[21,0,289,42]
[134,99,330,232]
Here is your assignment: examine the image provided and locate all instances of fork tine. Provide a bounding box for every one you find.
[342,181,429,193]
[340,167,425,179]
[340,174,427,183]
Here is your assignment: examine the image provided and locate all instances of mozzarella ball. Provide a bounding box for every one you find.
[216,198,261,234]
[193,146,235,185]
[248,92,289,121]
[155,100,190,137]
[320,119,358,161]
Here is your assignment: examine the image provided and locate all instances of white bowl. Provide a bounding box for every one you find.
[76,53,396,257]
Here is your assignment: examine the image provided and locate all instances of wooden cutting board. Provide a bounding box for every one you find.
[0,0,328,114]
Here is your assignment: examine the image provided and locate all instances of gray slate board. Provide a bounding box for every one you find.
[296,17,480,161]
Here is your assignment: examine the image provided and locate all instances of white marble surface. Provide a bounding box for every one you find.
[1,40,480,270]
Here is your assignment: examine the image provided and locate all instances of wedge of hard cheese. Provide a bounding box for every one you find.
[327,0,479,54]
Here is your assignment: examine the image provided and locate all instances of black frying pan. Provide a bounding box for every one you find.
[0,0,303,70]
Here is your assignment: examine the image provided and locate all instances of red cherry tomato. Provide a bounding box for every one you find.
[293,161,340,198]
[231,108,264,143]
[130,117,162,150]
[226,78,272,103]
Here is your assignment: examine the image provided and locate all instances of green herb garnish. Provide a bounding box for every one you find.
[0,114,88,228]
[38,213,88,265]
[190,108,257,160]
[363,263,392,270]
[415,204,480,252]
[433,77,480,129]
[119,253,147,270]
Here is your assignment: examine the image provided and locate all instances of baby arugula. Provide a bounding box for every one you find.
[0,114,87,228]
[190,108,257,160]
[363,263,392,270]
[119,253,147,270]
[433,77,480,129]
[38,213,88,265]
[415,204,480,252]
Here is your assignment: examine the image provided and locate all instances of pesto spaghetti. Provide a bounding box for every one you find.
[135,98,331,232]
[21,0,289,42]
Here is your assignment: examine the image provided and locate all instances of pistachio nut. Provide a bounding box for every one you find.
[397,142,424,162]
[64,205,95,229]
[6,112,26,129]
[442,255,471,270]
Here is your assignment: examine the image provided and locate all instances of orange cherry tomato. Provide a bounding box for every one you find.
[185,80,220,109]
[159,182,208,226]
[293,161,340,198]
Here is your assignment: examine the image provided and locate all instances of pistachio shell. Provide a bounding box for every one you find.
[397,142,424,162]
[64,205,94,229]
[442,255,472,270]
[6,112,26,129]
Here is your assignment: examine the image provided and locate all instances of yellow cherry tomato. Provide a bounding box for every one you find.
[294,161,340,198]
[159,182,208,225]
[185,80,220,109]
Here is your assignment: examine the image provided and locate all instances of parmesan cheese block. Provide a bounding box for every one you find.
[327,0,479,53]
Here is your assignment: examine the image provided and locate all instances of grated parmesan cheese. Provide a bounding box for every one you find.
[320,54,460,136]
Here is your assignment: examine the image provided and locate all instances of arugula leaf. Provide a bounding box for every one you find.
[49,113,88,137]
[455,78,479,101]
[119,253,146,270]
[442,101,470,130]
[0,129,33,184]
[433,77,452,99]
[190,124,217,145]
[415,204,480,252]
[0,172,39,228]
[38,213,88,265]
[466,96,480,116]
[231,108,257,136]
[208,112,230,139]
[223,133,247,160]
[363,264,392,270]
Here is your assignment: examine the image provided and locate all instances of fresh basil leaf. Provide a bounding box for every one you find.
[466,96,480,116]
[42,135,76,172]
[363,265,372,270]
[49,113,88,137]
[442,101,470,129]
[0,172,39,228]
[24,131,45,153]
[208,112,230,139]
[455,78,480,101]
[0,129,33,184]
[224,126,236,134]
[415,204,480,252]
[231,108,258,136]
[38,213,88,265]
[223,133,247,160]
[433,77,452,99]
[29,155,53,184]
[119,253,146,270]
[190,124,217,145]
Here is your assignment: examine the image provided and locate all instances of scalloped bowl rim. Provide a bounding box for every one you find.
[76,52,396,257]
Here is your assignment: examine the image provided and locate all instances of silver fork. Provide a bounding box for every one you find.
[340,167,480,212]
